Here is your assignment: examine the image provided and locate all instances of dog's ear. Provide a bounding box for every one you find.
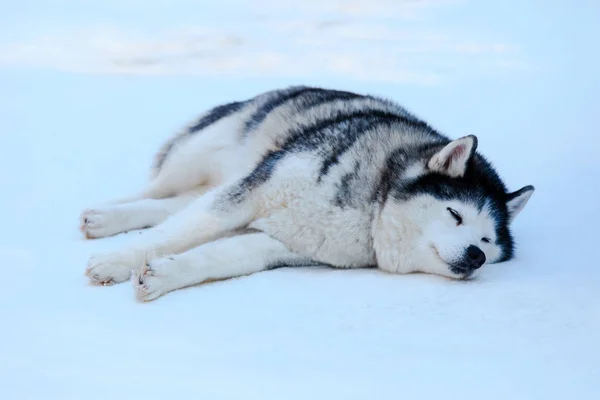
[506,185,535,223]
[427,135,478,178]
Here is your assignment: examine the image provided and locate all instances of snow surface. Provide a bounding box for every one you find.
[1,2,600,399]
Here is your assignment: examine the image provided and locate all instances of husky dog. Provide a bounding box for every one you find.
[81,86,534,301]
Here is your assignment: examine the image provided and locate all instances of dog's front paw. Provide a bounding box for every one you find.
[86,250,144,285]
[133,257,183,302]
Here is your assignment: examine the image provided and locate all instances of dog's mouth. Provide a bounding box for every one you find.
[430,245,474,280]
[449,264,476,279]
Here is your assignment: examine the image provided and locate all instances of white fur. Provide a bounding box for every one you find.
[373,195,500,278]
[85,182,258,285]
[149,110,262,198]
[133,232,306,301]
[86,250,145,285]
[80,190,207,239]
[248,155,376,267]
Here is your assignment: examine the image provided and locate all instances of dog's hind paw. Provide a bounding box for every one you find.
[80,207,128,239]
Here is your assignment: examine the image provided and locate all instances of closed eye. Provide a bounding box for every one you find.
[481,237,491,243]
[446,207,463,225]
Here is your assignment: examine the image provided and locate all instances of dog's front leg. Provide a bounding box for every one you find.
[85,182,257,285]
[132,231,315,301]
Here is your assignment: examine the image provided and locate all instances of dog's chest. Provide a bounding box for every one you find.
[249,189,375,267]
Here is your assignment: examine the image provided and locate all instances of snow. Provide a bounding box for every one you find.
[1,1,600,399]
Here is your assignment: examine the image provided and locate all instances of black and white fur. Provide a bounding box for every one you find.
[80,86,535,301]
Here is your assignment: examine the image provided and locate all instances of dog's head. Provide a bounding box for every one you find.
[373,135,534,279]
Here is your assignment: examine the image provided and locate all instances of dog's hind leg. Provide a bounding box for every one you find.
[85,170,198,208]
[132,231,315,301]
[85,180,260,285]
[81,107,254,239]
[80,188,208,239]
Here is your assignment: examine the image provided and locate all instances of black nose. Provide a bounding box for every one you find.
[466,245,486,269]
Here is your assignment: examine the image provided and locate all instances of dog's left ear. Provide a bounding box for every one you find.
[427,135,478,178]
[506,185,535,223]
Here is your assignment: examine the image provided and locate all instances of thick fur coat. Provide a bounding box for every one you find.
[80,86,535,301]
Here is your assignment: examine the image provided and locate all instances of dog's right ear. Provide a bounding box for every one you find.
[427,135,478,178]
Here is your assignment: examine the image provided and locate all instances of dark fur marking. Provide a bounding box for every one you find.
[315,109,444,185]
[284,109,432,153]
[265,261,375,270]
[265,260,324,271]
[295,89,362,111]
[244,87,321,134]
[316,114,390,181]
[334,161,361,208]
[189,100,247,133]
[230,109,439,203]
[244,87,365,135]
[373,148,411,205]
[227,150,286,202]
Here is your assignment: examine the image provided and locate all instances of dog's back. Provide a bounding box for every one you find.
[149,86,449,199]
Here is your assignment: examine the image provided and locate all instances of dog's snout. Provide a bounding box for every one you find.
[466,245,486,269]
